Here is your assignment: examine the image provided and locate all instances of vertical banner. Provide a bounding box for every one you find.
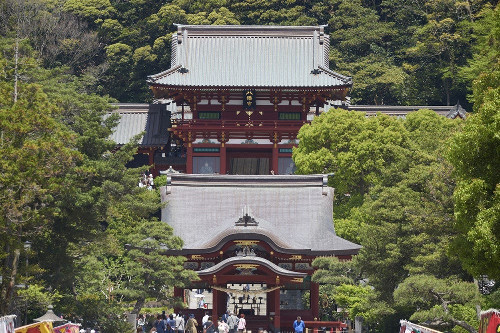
[243,90,256,110]
[0,315,16,333]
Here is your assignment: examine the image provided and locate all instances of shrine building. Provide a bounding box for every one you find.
[161,174,361,332]
[145,24,361,332]
[107,24,468,332]
[147,24,352,175]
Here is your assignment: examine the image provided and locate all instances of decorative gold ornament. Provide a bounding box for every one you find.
[234,240,259,246]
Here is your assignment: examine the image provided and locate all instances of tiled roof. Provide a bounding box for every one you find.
[343,104,468,118]
[148,25,352,88]
[107,103,176,146]
[160,174,361,255]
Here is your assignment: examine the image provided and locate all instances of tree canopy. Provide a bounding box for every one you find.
[0,0,494,104]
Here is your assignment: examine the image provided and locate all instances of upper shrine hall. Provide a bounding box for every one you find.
[146,24,352,175]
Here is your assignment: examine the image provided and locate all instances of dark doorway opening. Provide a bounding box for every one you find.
[227,149,271,175]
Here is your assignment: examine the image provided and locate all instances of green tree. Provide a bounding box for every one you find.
[0,81,80,314]
[293,109,412,220]
[294,109,467,331]
[394,275,480,333]
[311,257,393,326]
[447,3,500,281]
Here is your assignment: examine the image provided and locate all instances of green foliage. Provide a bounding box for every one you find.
[447,4,500,280]
[311,257,359,286]
[17,285,62,323]
[333,284,393,325]
[448,84,500,280]
[394,275,480,333]
[294,109,471,331]
[63,0,115,22]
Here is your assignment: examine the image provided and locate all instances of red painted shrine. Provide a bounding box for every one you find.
[149,25,360,332]
[160,174,361,332]
[148,25,352,175]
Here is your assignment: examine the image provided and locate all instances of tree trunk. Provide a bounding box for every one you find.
[1,249,20,315]
[14,36,19,103]
[132,297,145,315]
[451,318,477,333]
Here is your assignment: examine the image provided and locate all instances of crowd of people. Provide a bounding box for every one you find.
[136,311,257,333]
[137,312,305,333]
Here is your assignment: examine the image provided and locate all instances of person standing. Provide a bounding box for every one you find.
[236,314,246,333]
[221,311,229,323]
[293,316,305,333]
[227,312,238,333]
[203,316,215,333]
[154,315,166,333]
[185,314,198,333]
[202,312,210,325]
[176,312,185,333]
[218,317,229,333]
[166,314,176,333]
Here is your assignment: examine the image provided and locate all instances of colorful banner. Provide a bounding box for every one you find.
[399,320,443,333]
[0,315,16,333]
[479,309,500,333]
[15,322,53,333]
[53,324,80,333]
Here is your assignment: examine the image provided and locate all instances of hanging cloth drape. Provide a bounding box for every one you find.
[211,285,282,296]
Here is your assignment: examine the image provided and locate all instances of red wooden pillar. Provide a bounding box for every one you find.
[149,148,155,169]
[273,288,281,331]
[220,144,227,174]
[271,145,279,174]
[186,145,193,174]
[311,282,319,320]
[212,288,218,320]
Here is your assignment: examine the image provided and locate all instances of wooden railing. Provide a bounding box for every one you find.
[302,321,348,333]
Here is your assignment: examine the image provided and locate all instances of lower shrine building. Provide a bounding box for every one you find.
[160,174,361,332]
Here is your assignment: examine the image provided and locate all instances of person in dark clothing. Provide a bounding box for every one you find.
[154,315,166,333]
[166,314,176,333]
[203,316,215,333]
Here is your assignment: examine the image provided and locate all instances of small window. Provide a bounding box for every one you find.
[278,112,301,120]
[198,112,220,119]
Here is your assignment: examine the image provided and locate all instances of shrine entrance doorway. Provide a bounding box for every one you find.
[227,149,272,175]
[223,283,268,316]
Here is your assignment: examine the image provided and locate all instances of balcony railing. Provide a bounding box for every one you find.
[171,119,306,130]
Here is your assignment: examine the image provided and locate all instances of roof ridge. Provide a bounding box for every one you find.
[317,65,352,84]
[147,64,182,82]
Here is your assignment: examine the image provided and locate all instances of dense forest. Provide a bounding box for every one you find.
[0,0,499,332]
[0,0,498,105]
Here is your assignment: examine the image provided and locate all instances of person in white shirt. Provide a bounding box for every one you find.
[176,313,185,333]
[237,314,246,333]
[227,312,239,333]
[202,312,210,325]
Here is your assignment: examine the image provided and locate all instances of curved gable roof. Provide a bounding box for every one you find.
[160,174,361,255]
[148,25,352,88]
[197,256,307,277]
